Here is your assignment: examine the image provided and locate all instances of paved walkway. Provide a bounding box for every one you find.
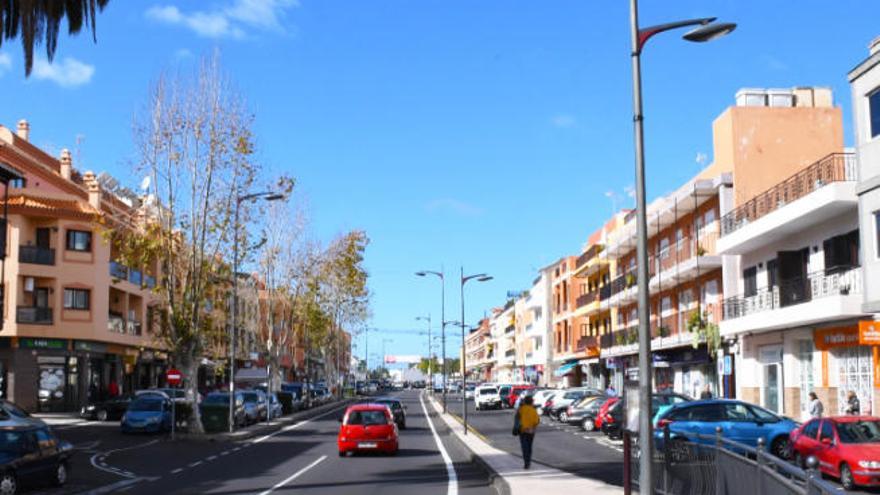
[427,395,623,495]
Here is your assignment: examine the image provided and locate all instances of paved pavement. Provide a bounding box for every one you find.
[25,391,495,495]
[442,395,625,487]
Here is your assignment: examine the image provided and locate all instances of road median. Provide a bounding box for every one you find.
[426,393,623,495]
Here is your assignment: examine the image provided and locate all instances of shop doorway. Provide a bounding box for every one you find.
[834,346,874,415]
[762,362,783,415]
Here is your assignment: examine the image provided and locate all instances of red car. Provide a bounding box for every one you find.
[508,385,535,408]
[790,416,880,490]
[337,404,399,456]
[593,397,619,430]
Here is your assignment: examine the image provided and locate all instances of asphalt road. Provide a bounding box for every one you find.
[442,394,626,487]
[29,391,495,495]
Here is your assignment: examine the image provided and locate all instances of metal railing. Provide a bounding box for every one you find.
[599,284,612,301]
[109,261,128,280]
[19,245,55,265]
[723,267,861,320]
[108,316,125,333]
[631,427,842,495]
[128,269,143,286]
[721,153,856,236]
[127,320,142,336]
[16,306,53,324]
[576,290,599,308]
[576,335,597,351]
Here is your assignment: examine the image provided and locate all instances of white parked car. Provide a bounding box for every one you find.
[474,385,501,411]
[532,389,558,415]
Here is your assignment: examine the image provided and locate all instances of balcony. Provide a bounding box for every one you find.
[128,269,143,286]
[108,314,125,333]
[109,261,128,280]
[575,290,599,309]
[720,267,863,336]
[718,153,857,255]
[17,306,53,324]
[649,233,722,290]
[127,320,142,336]
[505,349,515,358]
[144,274,157,289]
[576,335,597,352]
[504,324,515,334]
[599,284,611,301]
[19,245,55,265]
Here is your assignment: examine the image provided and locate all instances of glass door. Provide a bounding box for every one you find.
[762,363,782,415]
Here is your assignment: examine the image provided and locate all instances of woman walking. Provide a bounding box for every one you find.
[516,396,540,469]
[808,392,823,418]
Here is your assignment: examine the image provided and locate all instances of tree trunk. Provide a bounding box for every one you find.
[179,348,204,434]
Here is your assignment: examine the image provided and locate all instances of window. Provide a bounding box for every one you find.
[9,178,25,188]
[823,230,860,273]
[767,258,778,288]
[659,238,670,259]
[870,88,880,139]
[681,404,723,421]
[63,288,90,310]
[803,419,820,439]
[820,420,835,443]
[875,212,880,259]
[743,266,757,297]
[65,230,92,252]
[704,209,716,226]
[724,403,757,421]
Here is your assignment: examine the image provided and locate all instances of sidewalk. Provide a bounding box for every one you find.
[427,395,623,495]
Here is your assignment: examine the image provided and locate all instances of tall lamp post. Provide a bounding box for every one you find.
[628,1,735,489]
[229,190,285,433]
[416,315,433,386]
[416,269,447,412]
[459,269,492,435]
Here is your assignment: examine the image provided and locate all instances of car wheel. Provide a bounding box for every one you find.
[560,412,569,423]
[771,436,791,460]
[840,463,855,491]
[475,405,480,411]
[0,472,16,495]
[53,463,68,486]
[582,418,595,432]
[400,421,406,430]
[97,409,109,422]
[338,451,345,457]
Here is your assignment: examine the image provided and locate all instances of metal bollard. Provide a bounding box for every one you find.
[663,425,670,494]
[755,437,765,495]
[805,455,819,494]
[715,426,723,495]
[623,430,632,495]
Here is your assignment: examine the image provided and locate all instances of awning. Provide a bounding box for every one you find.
[553,362,578,377]
[234,368,268,382]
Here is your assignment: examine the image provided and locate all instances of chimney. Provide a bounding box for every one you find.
[16,120,30,141]
[82,171,101,209]
[59,149,72,180]
[871,36,880,56]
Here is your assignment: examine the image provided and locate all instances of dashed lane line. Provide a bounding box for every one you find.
[171,468,184,475]
[257,455,327,495]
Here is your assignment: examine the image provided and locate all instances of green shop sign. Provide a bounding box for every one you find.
[18,338,68,350]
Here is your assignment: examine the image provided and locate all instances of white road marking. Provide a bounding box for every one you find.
[251,403,350,445]
[420,393,459,495]
[81,476,158,495]
[207,455,218,461]
[89,439,159,478]
[171,468,184,474]
[258,455,327,495]
[188,461,203,467]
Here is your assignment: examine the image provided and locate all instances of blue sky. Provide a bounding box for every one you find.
[1,0,878,366]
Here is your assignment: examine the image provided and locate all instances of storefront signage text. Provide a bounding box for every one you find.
[19,338,67,350]
[859,321,880,346]
[814,326,859,351]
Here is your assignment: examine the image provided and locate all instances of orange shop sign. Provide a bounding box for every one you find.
[860,320,880,346]
[814,326,859,350]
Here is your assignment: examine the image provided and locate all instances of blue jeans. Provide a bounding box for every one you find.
[519,432,534,467]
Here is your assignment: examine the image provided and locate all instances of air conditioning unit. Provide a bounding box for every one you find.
[24,277,34,292]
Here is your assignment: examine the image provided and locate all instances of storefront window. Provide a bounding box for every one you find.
[798,340,814,419]
[835,346,874,415]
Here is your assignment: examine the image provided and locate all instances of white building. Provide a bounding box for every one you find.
[490,303,516,383]
[520,268,552,386]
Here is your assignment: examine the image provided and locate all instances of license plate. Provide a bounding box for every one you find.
[358,442,378,448]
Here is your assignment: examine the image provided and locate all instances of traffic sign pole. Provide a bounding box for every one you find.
[166,369,182,440]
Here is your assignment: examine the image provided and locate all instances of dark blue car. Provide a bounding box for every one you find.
[121,397,172,434]
[654,399,797,458]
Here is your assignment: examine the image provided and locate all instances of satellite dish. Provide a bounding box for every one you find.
[140,176,151,191]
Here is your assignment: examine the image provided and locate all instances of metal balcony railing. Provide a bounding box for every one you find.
[127,320,142,336]
[576,335,597,351]
[599,284,612,301]
[19,245,55,265]
[108,316,125,333]
[17,306,53,324]
[576,290,599,308]
[721,153,856,236]
[128,269,143,286]
[109,261,128,280]
[722,267,861,320]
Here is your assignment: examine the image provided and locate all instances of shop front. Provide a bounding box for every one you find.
[813,322,880,416]
[553,360,582,387]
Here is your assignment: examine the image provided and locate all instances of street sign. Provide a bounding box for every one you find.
[166,368,182,386]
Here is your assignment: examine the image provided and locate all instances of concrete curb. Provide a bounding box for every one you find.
[423,393,510,495]
[426,394,623,495]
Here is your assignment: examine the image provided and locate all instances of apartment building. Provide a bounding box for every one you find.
[520,269,552,386]
[464,318,492,382]
[850,37,880,316]
[550,256,579,386]
[0,121,164,412]
[491,302,516,383]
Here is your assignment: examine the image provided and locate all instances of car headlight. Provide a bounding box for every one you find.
[858,460,880,469]
[86,405,96,411]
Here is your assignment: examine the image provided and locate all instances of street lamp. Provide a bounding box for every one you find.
[459,269,492,435]
[416,315,432,387]
[416,269,448,412]
[229,190,285,433]
[628,1,734,489]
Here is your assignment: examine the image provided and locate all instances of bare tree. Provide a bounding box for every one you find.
[117,54,261,433]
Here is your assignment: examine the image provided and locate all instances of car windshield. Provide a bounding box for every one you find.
[748,404,780,422]
[376,401,401,410]
[499,387,510,394]
[130,400,163,412]
[837,421,880,444]
[479,388,498,395]
[347,410,388,426]
[242,393,258,403]
[2,401,30,418]
[204,394,230,405]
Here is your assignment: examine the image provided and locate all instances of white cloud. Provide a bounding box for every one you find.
[32,57,95,88]
[174,48,194,60]
[425,198,484,217]
[146,0,298,39]
[0,52,11,76]
[550,114,576,128]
